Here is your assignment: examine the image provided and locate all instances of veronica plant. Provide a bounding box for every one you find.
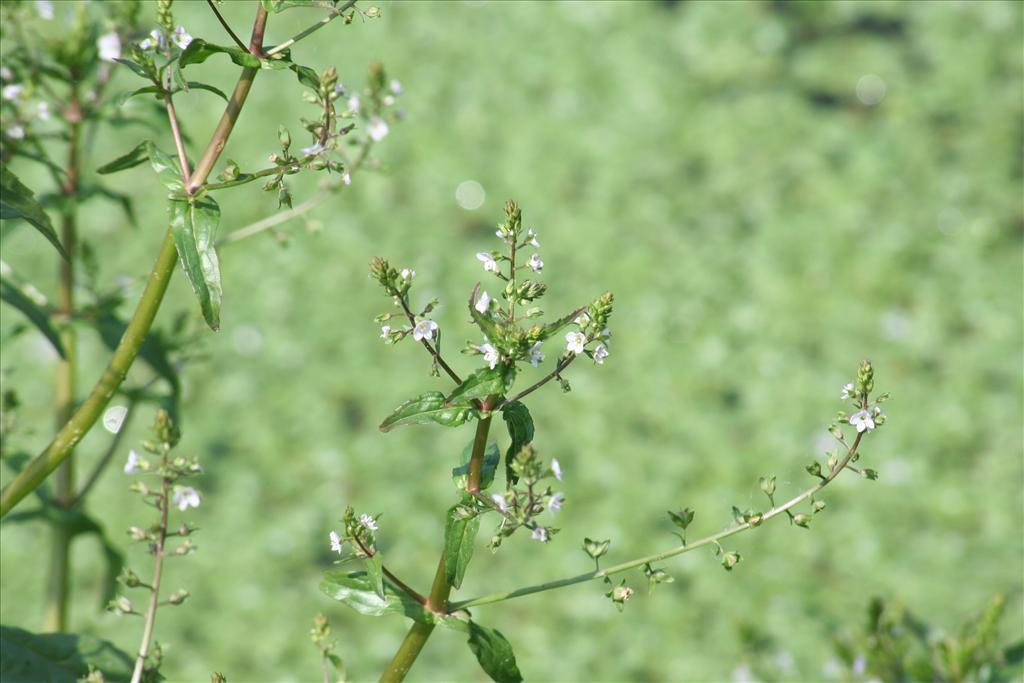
[319,202,890,682]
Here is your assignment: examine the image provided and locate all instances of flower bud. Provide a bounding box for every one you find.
[167,589,190,605]
[759,475,776,497]
[856,359,874,396]
[278,125,291,151]
[721,551,741,571]
[812,500,826,514]
[806,461,823,478]
[119,568,141,588]
[792,513,811,528]
[583,537,610,560]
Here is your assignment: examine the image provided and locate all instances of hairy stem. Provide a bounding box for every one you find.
[378,416,494,683]
[0,6,271,518]
[450,431,866,611]
[43,91,81,631]
[129,449,171,683]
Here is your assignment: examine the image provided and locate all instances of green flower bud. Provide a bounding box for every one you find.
[278,125,291,151]
[856,359,874,396]
[861,468,879,480]
[583,537,610,560]
[153,409,179,447]
[168,589,190,605]
[721,551,741,571]
[792,513,811,528]
[759,475,776,497]
[806,461,823,478]
[668,507,695,530]
[812,500,826,514]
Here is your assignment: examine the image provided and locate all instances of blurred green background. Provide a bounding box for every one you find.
[2,1,1022,681]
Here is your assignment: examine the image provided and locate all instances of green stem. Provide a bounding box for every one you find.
[0,6,271,518]
[451,431,866,611]
[43,91,81,632]
[378,416,494,683]
[265,0,357,57]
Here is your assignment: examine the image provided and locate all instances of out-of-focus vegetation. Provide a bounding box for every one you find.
[1,1,1021,681]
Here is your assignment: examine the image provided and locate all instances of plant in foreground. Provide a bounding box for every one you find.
[319,201,890,683]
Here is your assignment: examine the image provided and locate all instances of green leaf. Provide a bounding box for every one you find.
[0,626,134,683]
[440,619,524,683]
[182,81,229,102]
[536,306,587,342]
[146,141,185,193]
[114,85,163,106]
[0,275,65,359]
[447,365,516,405]
[290,63,321,90]
[0,167,68,260]
[96,141,150,175]
[451,441,501,492]
[179,38,261,69]
[112,56,150,79]
[319,571,431,624]
[261,0,334,12]
[444,502,481,589]
[379,391,478,432]
[89,312,180,396]
[168,196,223,330]
[364,554,384,599]
[501,401,533,486]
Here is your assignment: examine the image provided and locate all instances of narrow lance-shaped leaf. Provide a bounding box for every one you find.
[168,196,223,331]
[451,441,501,492]
[96,140,150,175]
[0,626,135,683]
[447,365,516,406]
[146,141,185,194]
[444,502,481,589]
[466,621,524,683]
[319,571,431,624]
[179,38,261,69]
[0,275,65,359]
[535,305,587,343]
[0,167,68,260]
[290,63,320,90]
[501,401,533,486]
[379,391,478,432]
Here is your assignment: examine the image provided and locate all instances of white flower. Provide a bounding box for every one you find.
[329,530,344,554]
[102,405,128,434]
[36,102,49,120]
[3,84,23,101]
[475,291,491,313]
[548,492,564,514]
[478,343,499,370]
[491,493,508,512]
[124,449,141,474]
[302,142,325,157]
[389,79,402,95]
[380,325,391,340]
[849,409,875,433]
[139,29,165,52]
[347,94,360,113]
[98,32,121,61]
[565,331,585,355]
[840,383,855,400]
[341,170,352,185]
[6,125,25,140]
[528,253,543,273]
[367,116,389,141]
[36,1,54,20]
[359,514,378,531]
[531,526,548,542]
[400,268,415,281]
[551,458,563,481]
[574,311,590,327]
[172,26,193,50]
[476,252,499,273]
[172,486,201,511]
[525,228,540,248]
[382,94,395,107]
[528,341,544,367]
[593,343,609,365]
[412,319,437,341]
[0,67,12,81]
[333,83,347,96]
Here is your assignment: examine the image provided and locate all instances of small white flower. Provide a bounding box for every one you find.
[528,253,543,273]
[528,341,544,367]
[302,142,325,157]
[36,1,54,20]
[412,319,438,341]
[359,514,378,531]
[333,83,347,96]
[98,32,121,61]
[475,291,491,313]
[329,530,344,554]
[478,343,499,370]
[36,101,49,120]
[124,449,141,474]
[551,458,563,481]
[172,486,201,511]
[476,252,499,273]
[849,409,875,433]
[840,383,855,400]
[593,343,609,365]
[341,170,352,185]
[102,405,128,434]
[525,228,540,248]
[139,29,164,52]
[382,94,396,107]
[380,325,391,340]
[400,268,415,281]
[0,67,12,81]
[491,493,508,512]
[3,84,23,101]
[565,331,585,355]
[367,116,389,142]
[574,311,590,327]
[347,94,360,113]
[6,125,25,140]
[172,26,193,50]
[548,492,564,514]
[389,79,402,95]
[531,526,548,542]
